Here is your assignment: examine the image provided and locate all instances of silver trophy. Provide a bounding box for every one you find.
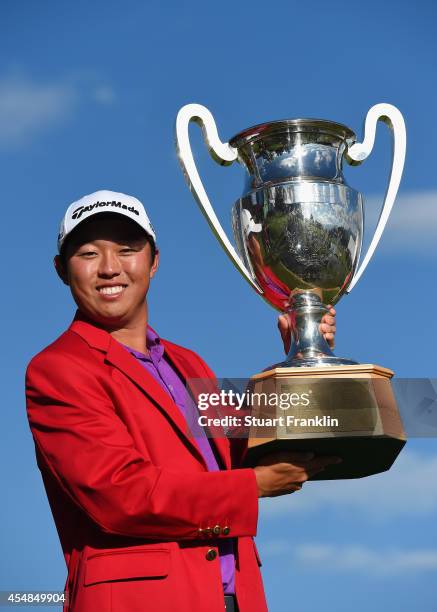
[175,103,407,478]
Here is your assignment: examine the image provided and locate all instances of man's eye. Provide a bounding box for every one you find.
[120,248,135,253]
[79,251,97,256]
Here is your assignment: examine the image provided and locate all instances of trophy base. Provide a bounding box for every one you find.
[242,363,406,480]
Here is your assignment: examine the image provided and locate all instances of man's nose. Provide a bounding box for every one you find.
[98,250,122,276]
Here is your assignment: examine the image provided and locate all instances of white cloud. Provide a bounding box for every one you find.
[363,190,437,253]
[93,85,116,105]
[259,540,437,575]
[0,75,77,147]
[294,544,437,575]
[0,73,116,148]
[259,450,437,520]
[259,539,293,557]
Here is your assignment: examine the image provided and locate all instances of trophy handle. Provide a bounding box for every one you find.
[344,103,406,293]
[175,103,263,293]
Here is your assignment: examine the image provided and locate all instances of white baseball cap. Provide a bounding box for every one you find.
[57,189,156,254]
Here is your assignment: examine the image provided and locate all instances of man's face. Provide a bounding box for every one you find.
[54,214,159,327]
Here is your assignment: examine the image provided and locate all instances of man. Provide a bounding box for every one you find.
[25,190,340,612]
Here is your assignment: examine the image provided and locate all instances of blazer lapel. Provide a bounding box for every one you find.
[161,340,231,470]
[68,312,209,469]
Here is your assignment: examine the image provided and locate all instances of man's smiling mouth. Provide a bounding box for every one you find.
[97,284,128,295]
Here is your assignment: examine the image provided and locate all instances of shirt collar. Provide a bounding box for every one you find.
[121,325,164,363]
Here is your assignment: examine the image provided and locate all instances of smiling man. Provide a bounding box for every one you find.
[25,190,339,612]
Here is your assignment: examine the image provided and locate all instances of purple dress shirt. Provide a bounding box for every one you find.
[120,327,236,594]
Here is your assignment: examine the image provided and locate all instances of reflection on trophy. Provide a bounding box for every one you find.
[175,103,407,479]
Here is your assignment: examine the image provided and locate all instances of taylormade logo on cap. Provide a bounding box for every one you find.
[72,200,141,220]
[57,190,156,253]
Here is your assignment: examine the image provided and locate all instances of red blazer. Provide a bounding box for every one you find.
[25,310,268,612]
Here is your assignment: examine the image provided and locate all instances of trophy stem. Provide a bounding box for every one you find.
[281,292,357,368]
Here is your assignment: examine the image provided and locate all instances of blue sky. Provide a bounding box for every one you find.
[1,1,437,610]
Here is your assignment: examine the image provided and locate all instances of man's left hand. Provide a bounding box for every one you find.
[278,305,337,355]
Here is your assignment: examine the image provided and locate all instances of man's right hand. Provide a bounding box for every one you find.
[253,451,342,498]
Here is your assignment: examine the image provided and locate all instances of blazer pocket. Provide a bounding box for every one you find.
[84,548,170,586]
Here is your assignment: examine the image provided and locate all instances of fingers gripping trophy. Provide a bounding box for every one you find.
[175,103,407,480]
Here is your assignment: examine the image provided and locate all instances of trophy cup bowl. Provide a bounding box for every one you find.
[175,103,407,479]
[229,118,363,367]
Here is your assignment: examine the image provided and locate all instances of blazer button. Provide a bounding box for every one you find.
[197,528,204,537]
[213,525,221,535]
[222,526,230,535]
[205,548,217,561]
[203,527,212,537]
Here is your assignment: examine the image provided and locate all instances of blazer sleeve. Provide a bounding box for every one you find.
[25,350,259,540]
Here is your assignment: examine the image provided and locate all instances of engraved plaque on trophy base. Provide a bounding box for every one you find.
[242,364,406,480]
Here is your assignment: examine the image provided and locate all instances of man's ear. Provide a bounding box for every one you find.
[54,254,69,286]
[150,248,159,279]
